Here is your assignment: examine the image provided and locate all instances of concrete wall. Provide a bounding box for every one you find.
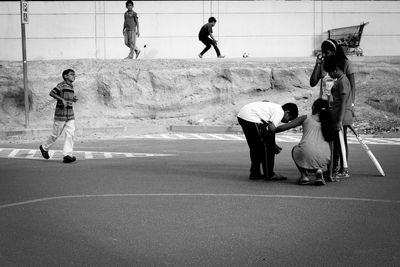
[1,1,400,60]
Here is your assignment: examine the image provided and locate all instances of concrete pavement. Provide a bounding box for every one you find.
[1,138,399,266]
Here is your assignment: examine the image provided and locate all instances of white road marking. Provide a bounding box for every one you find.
[191,134,207,140]
[0,148,175,161]
[122,133,400,145]
[160,134,174,139]
[8,149,20,158]
[26,149,36,159]
[48,150,56,158]
[224,134,244,140]
[207,134,226,140]
[1,193,399,210]
[175,134,189,139]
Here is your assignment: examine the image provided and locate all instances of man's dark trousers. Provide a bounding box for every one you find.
[238,117,276,178]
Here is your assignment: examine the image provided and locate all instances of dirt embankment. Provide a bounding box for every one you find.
[0,58,399,134]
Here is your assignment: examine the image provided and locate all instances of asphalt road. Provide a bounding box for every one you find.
[1,137,399,267]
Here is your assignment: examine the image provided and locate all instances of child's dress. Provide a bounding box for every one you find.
[292,116,330,170]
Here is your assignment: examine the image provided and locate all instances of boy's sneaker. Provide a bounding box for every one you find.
[39,145,50,159]
[314,169,326,185]
[135,50,141,59]
[198,53,203,58]
[337,170,350,179]
[63,155,76,163]
[218,55,225,58]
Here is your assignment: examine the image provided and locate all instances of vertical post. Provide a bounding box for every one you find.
[21,0,29,127]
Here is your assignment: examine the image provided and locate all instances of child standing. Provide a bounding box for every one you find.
[198,17,224,58]
[40,69,78,163]
[323,57,353,178]
[123,0,140,59]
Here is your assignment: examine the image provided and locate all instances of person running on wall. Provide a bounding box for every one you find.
[310,39,356,164]
[270,99,335,185]
[323,56,353,179]
[237,101,298,181]
[198,17,224,58]
[123,0,140,59]
[39,69,78,163]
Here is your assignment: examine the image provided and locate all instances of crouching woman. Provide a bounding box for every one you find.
[268,99,334,185]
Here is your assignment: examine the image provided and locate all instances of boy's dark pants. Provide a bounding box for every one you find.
[199,37,221,57]
[238,117,276,178]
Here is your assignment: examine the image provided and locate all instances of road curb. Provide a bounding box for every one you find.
[169,125,243,134]
[0,125,169,140]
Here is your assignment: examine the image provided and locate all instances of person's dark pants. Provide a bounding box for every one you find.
[199,37,221,57]
[238,117,276,178]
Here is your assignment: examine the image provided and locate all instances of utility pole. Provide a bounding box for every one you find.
[20,0,29,127]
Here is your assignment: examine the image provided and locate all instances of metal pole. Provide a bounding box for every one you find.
[21,0,29,127]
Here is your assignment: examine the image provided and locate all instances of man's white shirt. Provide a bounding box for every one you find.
[237,101,284,127]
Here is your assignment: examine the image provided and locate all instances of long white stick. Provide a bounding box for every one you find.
[338,129,348,169]
[349,126,385,177]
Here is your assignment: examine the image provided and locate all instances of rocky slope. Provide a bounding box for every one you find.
[1,58,399,134]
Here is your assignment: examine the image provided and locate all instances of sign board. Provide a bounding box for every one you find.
[21,0,29,24]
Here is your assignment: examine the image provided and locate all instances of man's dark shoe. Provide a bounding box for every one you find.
[249,173,264,180]
[265,173,287,181]
[39,145,50,159]
[63,155,76,163]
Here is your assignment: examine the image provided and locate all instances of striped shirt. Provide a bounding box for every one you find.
[52,81,75,121]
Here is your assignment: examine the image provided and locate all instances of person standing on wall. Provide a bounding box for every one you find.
[198,17,225,58]
[123,0,141,59]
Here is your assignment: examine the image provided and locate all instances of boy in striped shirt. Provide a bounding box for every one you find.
[40,69,78,163]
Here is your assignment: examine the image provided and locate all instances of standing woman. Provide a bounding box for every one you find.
[310,39,356,161]
[310,39,356,104]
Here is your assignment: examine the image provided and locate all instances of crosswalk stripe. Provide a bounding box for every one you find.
[160,134,174,139]
[191,134,207,140]
[8,149,20,158]
[224,134,244,140]
[174,134,187,139]
[0,148,174,161]
[26,149,36,159]
[120,133,400,145]
[48,150,55,159]
[207,134,226,140]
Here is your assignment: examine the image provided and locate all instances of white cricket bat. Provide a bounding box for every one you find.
[338,129,348,169]
[349,126,385,177]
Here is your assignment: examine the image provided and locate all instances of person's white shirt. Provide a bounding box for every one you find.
[237,101,284,127]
